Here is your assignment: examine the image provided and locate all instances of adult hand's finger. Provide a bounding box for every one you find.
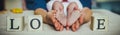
[71,23,76,32]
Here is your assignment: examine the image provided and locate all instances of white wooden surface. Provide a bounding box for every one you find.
[5,0,22,10]
[0,9,120,35]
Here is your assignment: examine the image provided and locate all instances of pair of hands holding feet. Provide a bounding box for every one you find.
[49,1,87,32]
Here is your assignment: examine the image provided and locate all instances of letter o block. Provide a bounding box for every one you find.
[25,15,43,32]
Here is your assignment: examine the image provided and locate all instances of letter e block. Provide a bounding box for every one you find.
[90,16,108,31]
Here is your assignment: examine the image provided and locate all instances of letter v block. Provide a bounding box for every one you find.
[7,16,23,32]
[90,16,108,31]
[25,15,43,32]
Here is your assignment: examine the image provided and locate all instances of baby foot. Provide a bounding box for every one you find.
[67,10,81,26]
[55,10,67,26]
[67,2,82,30]
[52,1,67,26]
[48,10,64,31]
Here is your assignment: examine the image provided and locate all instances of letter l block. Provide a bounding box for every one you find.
[7,16,23,32]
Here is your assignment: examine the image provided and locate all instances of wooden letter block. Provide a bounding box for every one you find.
[90,16,108,31]
[25,15,43,32]
[7,16,23,32]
